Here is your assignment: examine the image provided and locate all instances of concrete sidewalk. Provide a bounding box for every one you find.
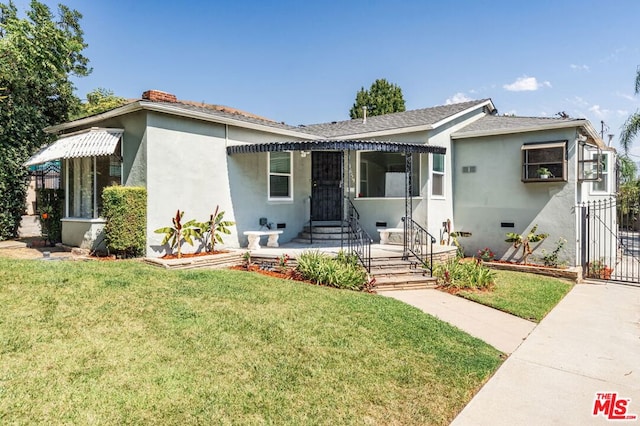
[379,289,536,354]
[452,282,640,425]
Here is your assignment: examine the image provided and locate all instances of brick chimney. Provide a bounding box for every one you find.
[142,90,177,103]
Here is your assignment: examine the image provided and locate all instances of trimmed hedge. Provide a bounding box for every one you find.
[102,186,147,258]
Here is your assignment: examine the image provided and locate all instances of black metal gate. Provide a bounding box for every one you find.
[580,197,640,284]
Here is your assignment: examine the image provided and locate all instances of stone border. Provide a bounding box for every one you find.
[483,261,581,282]
[144,252,243,270]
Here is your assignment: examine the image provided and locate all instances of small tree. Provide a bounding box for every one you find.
[154,210,201,258]
[202,205,234,253]
[349,78,406,119]
[505,224,548,264]
[72,87,127,119]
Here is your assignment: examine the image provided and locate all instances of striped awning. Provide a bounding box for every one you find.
[25,128,123,166]
[227,140,446,155]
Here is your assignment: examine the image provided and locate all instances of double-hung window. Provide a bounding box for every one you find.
[268,152,292,200]
[592,152,610,193]
[431,153,445,197]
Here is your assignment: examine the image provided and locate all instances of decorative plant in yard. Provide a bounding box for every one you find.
[201,205,235,253]
[477,247,495,262]
[154,210,202,258]
[278,253,291,269]
[505,224,548,264]
[296,250,368,291]
[538,238,567,268]
[588,259,613,280]
[434,258,496,291]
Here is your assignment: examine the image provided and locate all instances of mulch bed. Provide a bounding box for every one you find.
[228,264,315,283]
[161,250,229,260]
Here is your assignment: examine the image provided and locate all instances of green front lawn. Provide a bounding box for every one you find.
[0,259,501,425]
[457,270,573,322]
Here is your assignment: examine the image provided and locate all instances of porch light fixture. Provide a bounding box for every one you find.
[300,151,310,158]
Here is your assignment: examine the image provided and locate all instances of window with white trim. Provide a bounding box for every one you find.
[67,154,122,218]
[592,152,609,192]
[431,153,445,197]
[268,152,292,200]
[357,152,419,198]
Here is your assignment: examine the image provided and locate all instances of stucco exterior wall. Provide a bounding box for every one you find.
[453,127,581,265]
[145,112,234,256]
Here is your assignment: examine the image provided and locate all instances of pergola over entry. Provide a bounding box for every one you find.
[227,139,446,229]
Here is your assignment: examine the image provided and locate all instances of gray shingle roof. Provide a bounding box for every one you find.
[299,99,492,138]
[149,101,304,133]
[452,115,586,137]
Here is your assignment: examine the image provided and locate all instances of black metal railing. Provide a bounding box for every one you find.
[346,198,372,272]
[402,216,436,275]
[309,196,313,244]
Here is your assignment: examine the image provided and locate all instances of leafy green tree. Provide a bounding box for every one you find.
[73,87,127,119]
[0,0,90,239]
[618,155,638,185]
[620,68,640,154]
[349,78,406,119]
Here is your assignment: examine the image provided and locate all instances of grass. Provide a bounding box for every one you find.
[0,258,502,425]
[456,270,573,322]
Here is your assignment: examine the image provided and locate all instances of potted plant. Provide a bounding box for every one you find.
[536,167,553,179]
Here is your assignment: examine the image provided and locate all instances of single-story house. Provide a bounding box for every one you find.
[25,90,614,268]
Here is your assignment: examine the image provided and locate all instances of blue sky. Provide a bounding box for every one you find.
[11,0,640,154]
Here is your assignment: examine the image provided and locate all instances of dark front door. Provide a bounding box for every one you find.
[312,152,343,221]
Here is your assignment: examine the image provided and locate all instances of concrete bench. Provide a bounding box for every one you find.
[377,228,404,245]
[243,230,283,250]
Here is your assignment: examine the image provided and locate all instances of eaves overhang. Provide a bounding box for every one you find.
[451,119,592,140]
[46,101,322,140]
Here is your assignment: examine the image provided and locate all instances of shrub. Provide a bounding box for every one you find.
[296,251,368,291]
[102,186,147,258]
[434,258,496,291]
[538,238,567,268]
[36,188,64,245]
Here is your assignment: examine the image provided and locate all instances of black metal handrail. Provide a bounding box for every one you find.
[346,198,372,272]
[402,216,436,275]
[309,196,313,244]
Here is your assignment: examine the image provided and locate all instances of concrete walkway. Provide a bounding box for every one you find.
[379,288,536,354]
[452,282,640,425]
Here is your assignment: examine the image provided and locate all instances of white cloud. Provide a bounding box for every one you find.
[616,91,636,102]
[570,64,590,71]
[503,76,552,92]
[588,104,611,118]
[445,92,472,104]
[618,109,629,116]
[566,96,589,108]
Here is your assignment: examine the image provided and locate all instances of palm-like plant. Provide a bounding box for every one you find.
[620,67,640,154]
[202,205,235,253]
[154,210,202,258]
[505,224,548,264]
